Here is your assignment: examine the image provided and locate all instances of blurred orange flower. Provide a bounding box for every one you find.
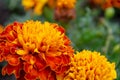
[0,20,74,80]
[90,0,120,9]
[113,0,120,8]
[101,0,113,9]
[22,0,48,15]
[90,0,113,9]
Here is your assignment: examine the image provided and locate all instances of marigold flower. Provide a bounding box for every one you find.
[0,20,74,80]
[63,50,117,80]
[22,0,48,15]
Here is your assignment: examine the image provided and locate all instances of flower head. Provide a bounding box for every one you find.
[22,0,48,15]
[63,50,117,80]
[0,20,74,80]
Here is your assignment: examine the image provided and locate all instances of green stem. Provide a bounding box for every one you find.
[100,18,113,54]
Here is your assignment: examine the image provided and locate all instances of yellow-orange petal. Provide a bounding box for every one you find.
[21,54,36,65]
[16,49,28,55]
[0,25,3,33]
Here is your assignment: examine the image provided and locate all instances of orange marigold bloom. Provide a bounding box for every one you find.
[0,20,74,80]
[22,0,48,15]
[63,50,117,80]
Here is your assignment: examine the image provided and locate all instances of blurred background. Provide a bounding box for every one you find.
[0,0,120,80]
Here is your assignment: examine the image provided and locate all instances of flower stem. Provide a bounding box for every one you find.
[100,18,113,54]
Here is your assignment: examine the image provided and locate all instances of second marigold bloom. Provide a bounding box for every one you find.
[0,20,74,80]
[63,50,117,80]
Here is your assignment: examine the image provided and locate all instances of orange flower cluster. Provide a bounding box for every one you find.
[0,20,74,80]
[90,0,120,9]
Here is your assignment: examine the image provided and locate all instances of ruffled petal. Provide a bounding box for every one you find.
[46,54,71,74]
[23,62,34,73]
[25,73,38,80]
[6,54,20,66]
[39,67,56,80]
[46,55,62,70]
[21,54,36,65]
[1,22,21,41]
